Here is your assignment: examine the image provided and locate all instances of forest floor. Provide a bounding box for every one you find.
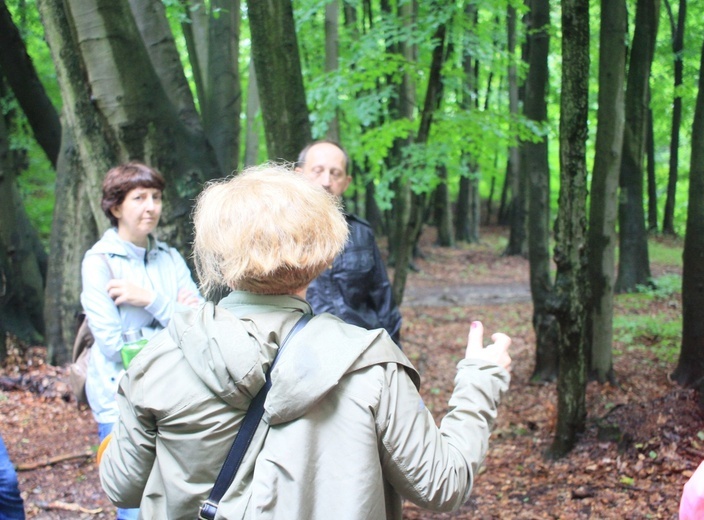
[0,225,700,519]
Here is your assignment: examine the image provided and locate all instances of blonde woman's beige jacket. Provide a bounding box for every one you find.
[99,291,510,519]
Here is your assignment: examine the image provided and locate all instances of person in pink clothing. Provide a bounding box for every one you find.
[680,460,704,519]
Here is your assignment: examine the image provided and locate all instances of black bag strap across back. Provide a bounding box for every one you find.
[198,312,313,520]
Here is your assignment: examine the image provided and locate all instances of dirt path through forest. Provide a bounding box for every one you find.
[404,282,531,307]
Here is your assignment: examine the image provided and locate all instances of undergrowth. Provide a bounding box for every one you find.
[613,274,682,364]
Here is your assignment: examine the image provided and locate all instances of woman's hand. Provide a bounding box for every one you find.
[106,279,155,307]
[177,288,201,308]
[465,321,512,371]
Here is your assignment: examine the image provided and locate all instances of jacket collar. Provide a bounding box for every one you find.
[87,228,168,261]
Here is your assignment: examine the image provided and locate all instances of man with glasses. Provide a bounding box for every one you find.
[296,140,402,347]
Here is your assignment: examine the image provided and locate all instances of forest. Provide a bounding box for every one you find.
[0,0,702,497]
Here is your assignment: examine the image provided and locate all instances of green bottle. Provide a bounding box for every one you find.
[121,329,148,369]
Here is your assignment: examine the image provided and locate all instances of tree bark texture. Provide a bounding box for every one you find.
[202,0,241,174]
[383,0,408,261]
[549,0,590,459]
[0,2,61,167]
[672,39,704,391]
[523,0,558,382]
[662,0,686,235]
[646,108,658,231]
[246,0,311,162]
[180,0,208,112]
[244,59,261,167]
[37,0,118,363]
[455,2,480,244]
[616,0,660,292]
[128,0,203,133]
[0,105,47,352]
[587,0,627,384]
[392,22,446,306]
[505,4,527,257]
[325,0,340,142]
[435,166,454,247]
[38,0,221,362]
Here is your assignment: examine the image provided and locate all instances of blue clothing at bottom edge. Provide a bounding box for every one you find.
[0,433,24,520]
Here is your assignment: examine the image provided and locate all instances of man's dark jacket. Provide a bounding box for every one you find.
[306,213,402,345]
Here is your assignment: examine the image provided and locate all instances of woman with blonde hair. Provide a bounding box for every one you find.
[99,164,511,519]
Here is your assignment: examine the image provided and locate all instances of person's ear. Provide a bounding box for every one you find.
[342,175,352,192]
[110,205,122,220]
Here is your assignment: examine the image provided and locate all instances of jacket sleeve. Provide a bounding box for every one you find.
[377,358,510,511]
[99,369,157,507]
[80,254,122,362]
[144,248,204,327]
[171,248,204,303]
[367,238,402,345]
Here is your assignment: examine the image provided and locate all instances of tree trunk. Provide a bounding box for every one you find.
[587,0,627,384]
[662,0,686,236]
[129,0,203,133]
[43,129,99,365]
[0,102,47,352]
[325,0,340,142]
[38,0,221,362]
[60,0,219,245]
[0,2,61,166]
[37,0,119,363]
[246,0,311,161]
[387,0,416,268]
[646,108,659,231]
[498,166,510,224]
[523,0,558,382]
[180,0,208,111]
[672,39,704,391]
[435,165,454,247]
[244,59,261,167]
[455,2,480,244]
[548,0,590,459]
[364,181,385,235]
[392,22,446,306]
[615,0,659,292]
[202,0,241,174]
[505,4,527,257]
[456,167,480,243]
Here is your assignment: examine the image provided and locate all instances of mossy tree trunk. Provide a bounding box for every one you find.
[0,104,48,356]
[615,0,660,292]
[37,0,222,363]
[548,0,590,459]
[672,39,704,393]
[246,0,311,162]
[523,0,559,383]
[586,0,627,384]
[662,0,686,236]
[504,3,527,257]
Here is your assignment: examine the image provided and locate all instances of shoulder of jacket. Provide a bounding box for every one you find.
[153,237,172,253]
[345,212,372,229]
[85,229,125,258]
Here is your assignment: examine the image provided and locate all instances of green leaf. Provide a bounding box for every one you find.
[620,476,635,486]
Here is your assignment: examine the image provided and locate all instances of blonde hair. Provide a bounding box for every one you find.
[193,164,349,297]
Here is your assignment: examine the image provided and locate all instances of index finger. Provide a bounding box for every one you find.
[467,321,484,350]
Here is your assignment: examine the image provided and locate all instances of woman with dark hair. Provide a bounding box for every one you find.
[99,164,511,519]
[81,162,202,520]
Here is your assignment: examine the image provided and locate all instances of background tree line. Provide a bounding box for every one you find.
[1,0,702,456]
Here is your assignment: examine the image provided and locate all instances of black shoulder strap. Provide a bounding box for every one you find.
[198,313,313,520]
